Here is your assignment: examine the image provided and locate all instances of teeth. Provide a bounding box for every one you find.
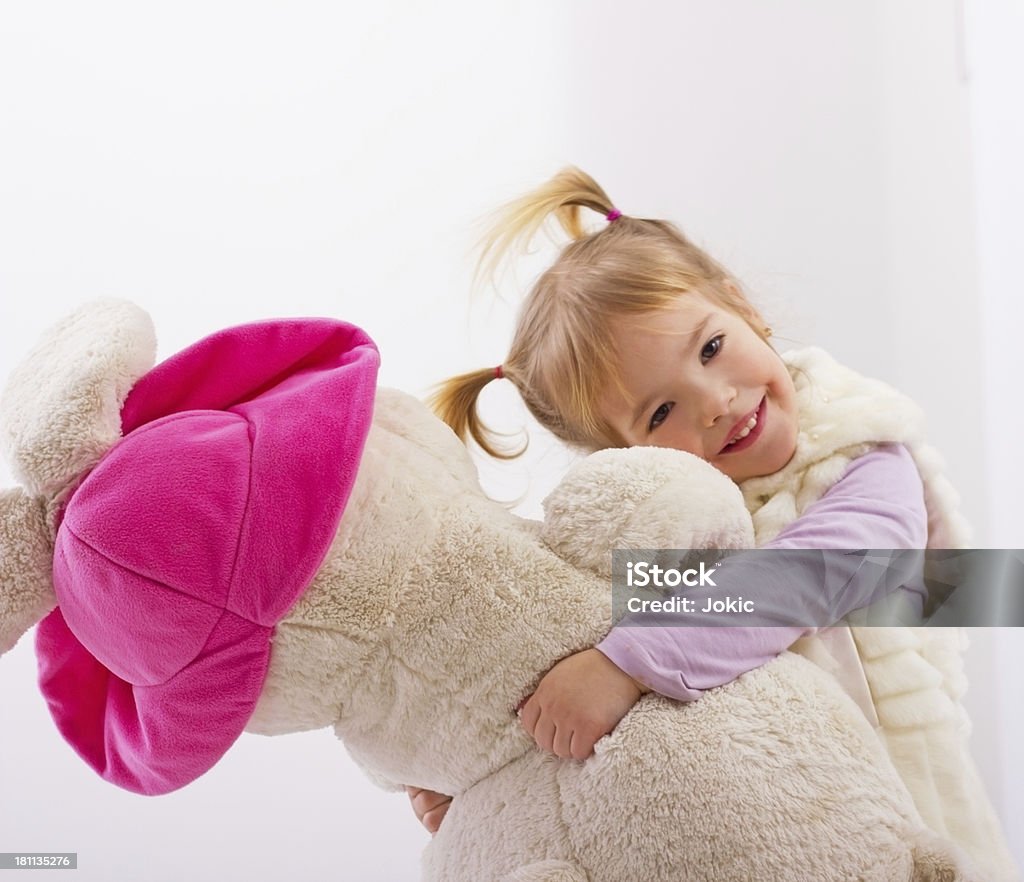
[727,413,758,446]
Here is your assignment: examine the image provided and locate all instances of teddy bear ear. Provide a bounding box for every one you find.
[541,447,754,576]
[0,299,156,501]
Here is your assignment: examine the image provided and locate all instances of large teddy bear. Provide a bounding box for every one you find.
[0,301,979,882]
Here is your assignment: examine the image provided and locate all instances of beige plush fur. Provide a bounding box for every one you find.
[0,300,155,654]
[251,392,981,881]
[1,302,983,882]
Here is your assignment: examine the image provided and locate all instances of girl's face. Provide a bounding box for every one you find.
[600,293,799,482]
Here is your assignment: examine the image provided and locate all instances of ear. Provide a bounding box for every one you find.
[540,446,754,577]
[0,300,156,501]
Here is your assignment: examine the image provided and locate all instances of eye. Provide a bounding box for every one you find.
[700,334,724,363]
[648,402,673,431]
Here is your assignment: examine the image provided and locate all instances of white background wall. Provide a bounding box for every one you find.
[0,2,1020,879]
[963,0,1024,855]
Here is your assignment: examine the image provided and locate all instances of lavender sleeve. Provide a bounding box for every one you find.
[596,443,928,701]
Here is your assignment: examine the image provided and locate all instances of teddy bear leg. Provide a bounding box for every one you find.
[501,860,589,882]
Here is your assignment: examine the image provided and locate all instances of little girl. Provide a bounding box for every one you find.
[409,168,1016,879]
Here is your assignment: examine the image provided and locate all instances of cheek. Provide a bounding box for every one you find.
[766,361,795,406]
[661,423,704,457]
[771,386,800,458]
[736,349,772,388]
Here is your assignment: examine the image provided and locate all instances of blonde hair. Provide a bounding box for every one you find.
[431,167,769,458]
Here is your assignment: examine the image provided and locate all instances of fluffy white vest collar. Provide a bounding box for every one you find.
[739,346,970,549]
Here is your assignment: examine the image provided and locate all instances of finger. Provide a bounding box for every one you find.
[569,728,597,761]
[532,714,556,754]
[414,790,451,813]
[422,797,452,834]
[410,789,452,823]
[518,696,540,737]
[406,785,428,818]
[552,722,575,759]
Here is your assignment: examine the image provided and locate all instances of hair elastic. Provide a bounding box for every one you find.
[606,209,622,223]
[494,365,504,380]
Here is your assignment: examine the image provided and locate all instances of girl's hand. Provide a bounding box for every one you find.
[405,786,453,835]
[518,648,649,760]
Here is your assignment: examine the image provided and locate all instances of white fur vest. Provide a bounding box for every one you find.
[737,347,1017,880]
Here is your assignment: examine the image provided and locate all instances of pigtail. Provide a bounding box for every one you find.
[428,368,525,460]
[437,168,616,461]
[475,167,617,293]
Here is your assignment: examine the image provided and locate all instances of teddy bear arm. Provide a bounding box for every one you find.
[0,488,56,655]
[0,300,154,654]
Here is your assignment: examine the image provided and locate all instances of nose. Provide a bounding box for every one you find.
[700,382,737,428]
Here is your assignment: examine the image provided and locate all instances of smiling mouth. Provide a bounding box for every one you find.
[720,397,766,454]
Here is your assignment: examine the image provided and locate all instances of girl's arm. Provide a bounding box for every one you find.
[596,442,928,700]
[520,443,928,756]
